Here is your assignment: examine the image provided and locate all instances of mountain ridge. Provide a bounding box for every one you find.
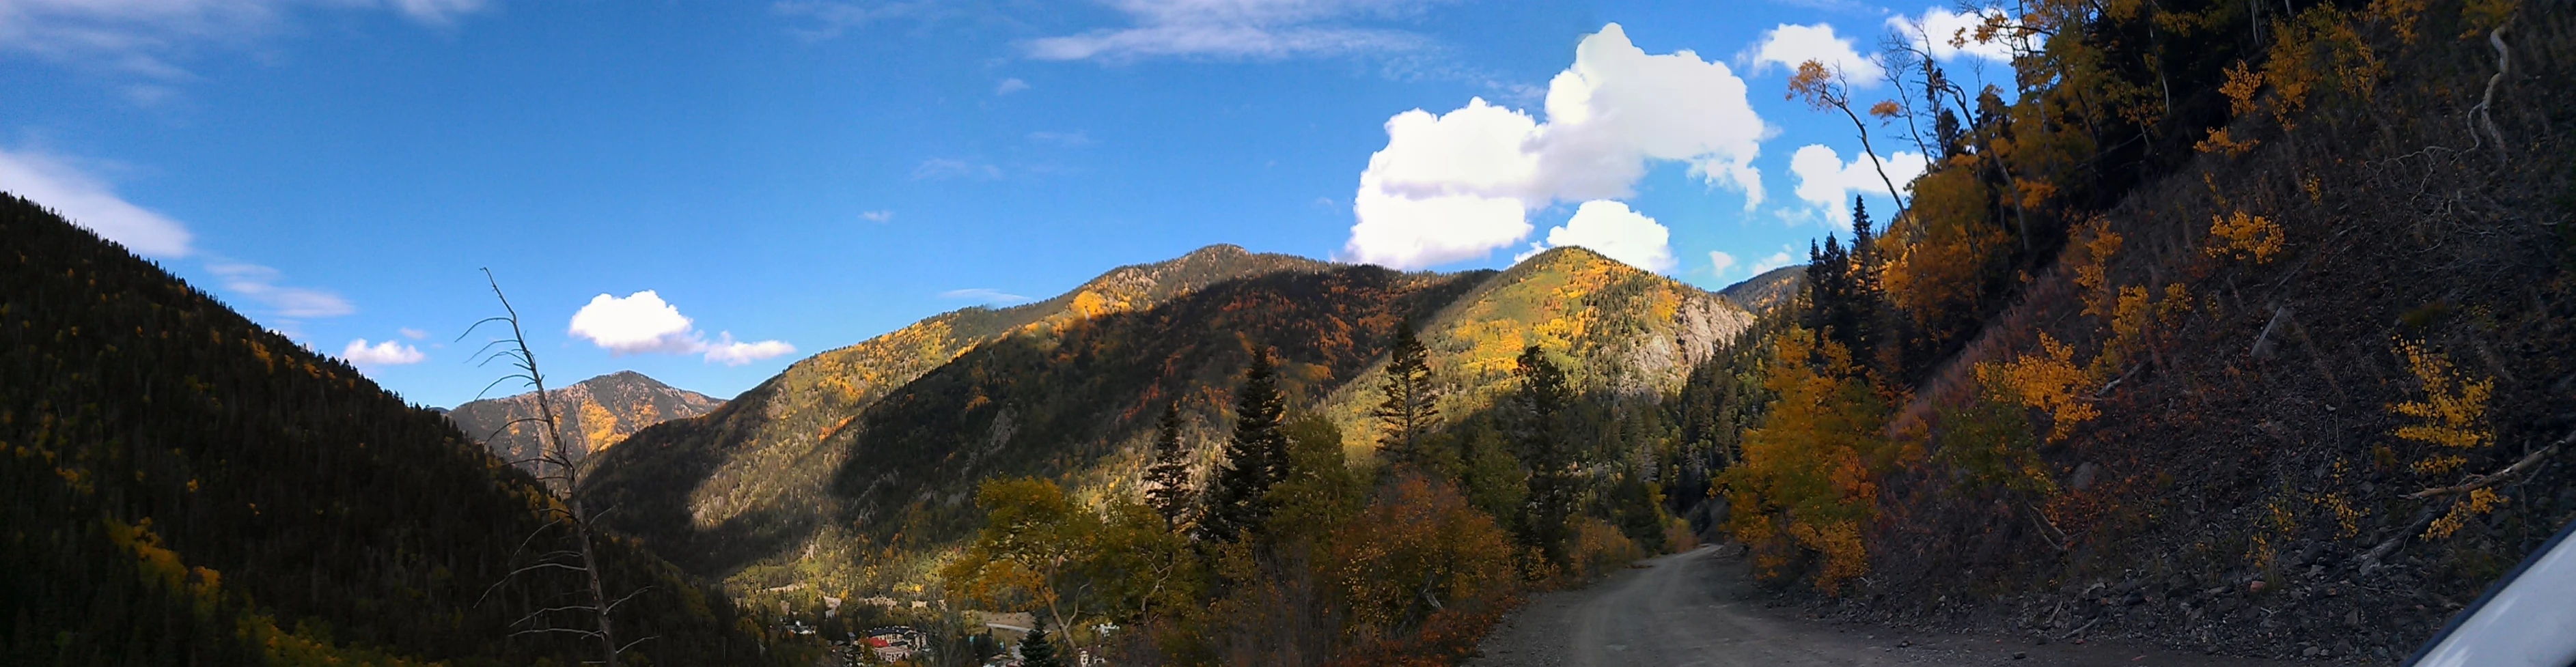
[581,241,1754,595]
[447,369,723,473]
[0,193,777,666]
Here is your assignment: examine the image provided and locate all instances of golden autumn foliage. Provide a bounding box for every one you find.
[2390,339,2494,476]
[2196,128,2260,157]
[2206,210,2286,263]
[2071,217,2123,319]
[2221,61,2266,117]
[1721,328,1898,593]
[100,516,444,667]
[941,478,1097,620]
[2092,283,2194,379]
[1327,474,1519,639]
[1883,165,2008,331]
[2427,487,2507,539]
[1977,333,2096,443]
[1566,515,1644,580]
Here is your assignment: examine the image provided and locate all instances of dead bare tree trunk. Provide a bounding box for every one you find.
[467,269,652,665]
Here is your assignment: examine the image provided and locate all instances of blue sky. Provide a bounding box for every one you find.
[1,0,2017,408]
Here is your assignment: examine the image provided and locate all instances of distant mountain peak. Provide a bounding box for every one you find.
[1717,265,1805,313]
[1178,243,1250,259]
[447,369,722,471]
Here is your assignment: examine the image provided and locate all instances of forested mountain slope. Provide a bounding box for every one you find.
[580,244,1340,584]
[1708,1,2576,662]
[447,370,721,474]
[1718,265,1805,314]
[583,243,1759,602]
[0,194,778,666]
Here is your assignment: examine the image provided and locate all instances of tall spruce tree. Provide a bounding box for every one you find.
[1512,345,1578,569]
[1803,196,1896,376]
[1197,348,1289,543]
[1144,403,1195,529]
[1845,197,1889,371]
[1372,321,1440,468]
[1019,614,1064,667]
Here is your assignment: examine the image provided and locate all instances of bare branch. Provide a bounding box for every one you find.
[613,636,659,655]
[2467,18,2515,155]
[601,586,656,614]
[512,627,607,640]
[514,604,609,629]
[2408,432,2567,500]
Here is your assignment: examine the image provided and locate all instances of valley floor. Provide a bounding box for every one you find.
[1471,545,2299,667]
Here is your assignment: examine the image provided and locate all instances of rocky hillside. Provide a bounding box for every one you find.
[0,194,778,666]
[1702,3,2576,664]
[1314,246,1751,446]
[1719,265,1804,314]
[447,369,722,473]
[580,245,1342,580]
[581,244,1755,595]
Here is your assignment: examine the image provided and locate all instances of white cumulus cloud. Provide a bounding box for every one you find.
[1708,250,1737,275]
[1889,7,2025,63]
[399,327,429,339]
[995,77,1029,95]
[1747,23,1883,84]
[1515,200,1676,273]
[340,338,426,365]
[1342,23,1769,270]
[1788,143,1928,231]
[860,210,894,223]
[703,332,797,367]
[568,290,702,354]
[0,147,193,257]
[1749,248,1797,275]
[566,290,796,365]
[1025,0,1444,62]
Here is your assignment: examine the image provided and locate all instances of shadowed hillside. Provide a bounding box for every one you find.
[580,245,1340,581]
[582,244,1760,600]
[0,194,778,666]
[447,369,722,474]
[1700,2,2576,662]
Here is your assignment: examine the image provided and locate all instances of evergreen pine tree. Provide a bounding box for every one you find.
[1511,345,1577,569]
[1805,234,1855,345]
[1197,347,1288,543]
[1846,197,1890,373]
[1372,321,1440,468]
[1019,614,1064,667]
[1144,403,1195,529]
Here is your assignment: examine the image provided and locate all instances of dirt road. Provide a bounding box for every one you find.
[1469,545,2295,667]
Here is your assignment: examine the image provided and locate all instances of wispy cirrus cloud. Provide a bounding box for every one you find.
[1025,0,1452,62]
[0,0,495,90]
[912,157,1001,180]
[1026,130,1095,148]
[0,146,193,257]
[771,0,936,40]
[208,262,355,319]
[939,287,1029,304]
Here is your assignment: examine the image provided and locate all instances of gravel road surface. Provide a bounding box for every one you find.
[1469,545,2298,667]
